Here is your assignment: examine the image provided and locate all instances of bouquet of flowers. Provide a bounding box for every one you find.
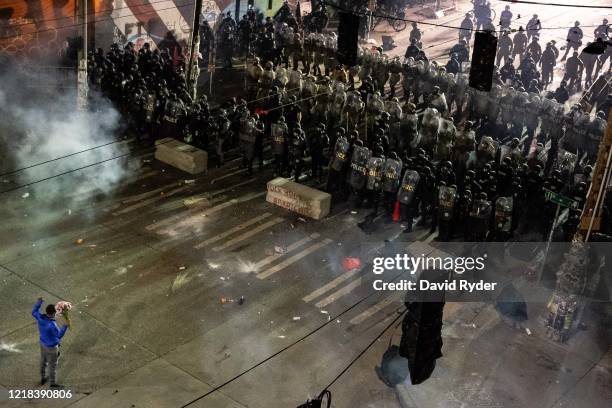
[55,301,73,316]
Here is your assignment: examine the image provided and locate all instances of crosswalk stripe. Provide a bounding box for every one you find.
[424,232,438,243]
[212,217,285,252]
[302,267,362,303]
[254,233,320,270]
[257,239,333,280]
[184,178,257,205]
[194,213,273,249]
[146,191,265,231]
[315,275,371,309]
[349,292,404,325]
[210,168,247,184]
[121,182,181,204]
[211,158,274,184]
[113,184,193,215]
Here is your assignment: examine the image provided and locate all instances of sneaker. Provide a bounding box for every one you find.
[50,384,64,388]
[40,377,48,386]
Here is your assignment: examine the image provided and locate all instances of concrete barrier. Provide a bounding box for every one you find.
[266,177,331,220]
[155,138,207,175]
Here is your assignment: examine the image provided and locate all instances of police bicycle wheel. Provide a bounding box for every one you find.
[390,17,407,32]
[389,10,407,32]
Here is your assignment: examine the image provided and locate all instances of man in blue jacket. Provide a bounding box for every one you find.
[32,297,70,387]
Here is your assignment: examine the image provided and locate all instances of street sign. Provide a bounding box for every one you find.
[543,189,580,209]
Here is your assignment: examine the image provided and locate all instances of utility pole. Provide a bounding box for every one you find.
[235,0,241,23]
[187,0,204,100]
[545,107,612,342]
[578,107,612,240]
[77,0,89,110]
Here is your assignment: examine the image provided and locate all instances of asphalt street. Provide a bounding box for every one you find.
[0,2,611,407]
[0,131,609,408]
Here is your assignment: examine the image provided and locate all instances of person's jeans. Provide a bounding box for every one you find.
[40,344,59,384]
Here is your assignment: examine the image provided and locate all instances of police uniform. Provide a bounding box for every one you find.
[271,118,289,176]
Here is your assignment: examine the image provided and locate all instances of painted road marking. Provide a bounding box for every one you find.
[184,178,257,205]
[195,213,273,249]
[146,191,265,231]
[121,182,181,204]
[349,292,404,325]
[254,234,320,270]
[212,217,285,252]
[424,232,438,243]
[257,239,333,280]
[302,267,363,303]
[114,184,193,215]
[211,158,274,184]
[314,276,371,309]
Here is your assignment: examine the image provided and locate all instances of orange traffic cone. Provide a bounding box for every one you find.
[392,201,401,222]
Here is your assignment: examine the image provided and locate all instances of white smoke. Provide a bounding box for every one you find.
[0,65,136,207]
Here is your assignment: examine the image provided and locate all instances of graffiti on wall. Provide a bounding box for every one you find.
[0,0,287,58]
[0,0,77,57]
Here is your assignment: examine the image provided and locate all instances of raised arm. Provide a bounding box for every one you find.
[32,298,43,320]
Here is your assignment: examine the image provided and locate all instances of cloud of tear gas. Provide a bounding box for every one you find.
[0,63,135,206]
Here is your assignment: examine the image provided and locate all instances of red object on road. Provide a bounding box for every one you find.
[393,201,401,222]
[342,257,362,271]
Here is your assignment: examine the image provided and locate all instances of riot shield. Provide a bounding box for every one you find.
[397,170,420,205]
[438,186,457,221]
[382,159,403,193]
[349,146,371,190]
[470,199,492,219]
[366,157,385,191]
[330,137,350,171]
[271,123,287,154]
[494,196,514,232]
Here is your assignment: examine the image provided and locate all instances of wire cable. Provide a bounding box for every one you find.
[0,72,327,178]
[180,258,415,408]
[0,138,166,194]
[324,308,406,390]
[0,138,131,179]
[0,3,195,41]
[0,91,327,192]
[499,0,612,8]
[320,0,606,33]
[4,0,198,31]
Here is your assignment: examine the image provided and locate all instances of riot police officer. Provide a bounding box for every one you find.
[467,192,492,241]
[239,112,257,174]
[381,152,403,222]
[364,146,386,219]
[348,139,372,208]
[310,123,330,183]
[397,164,421,233]
[327,129,350,196]
[434,183,457,241]
[271,115,289,176]
[290,123,307,182]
